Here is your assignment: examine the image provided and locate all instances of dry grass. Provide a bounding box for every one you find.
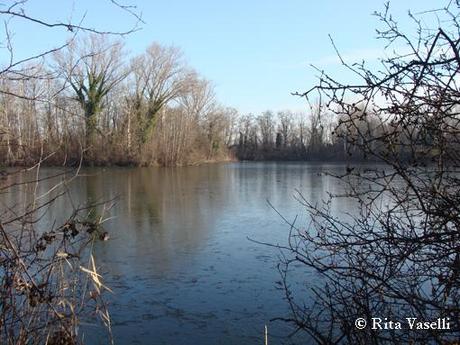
[0,160,114,345]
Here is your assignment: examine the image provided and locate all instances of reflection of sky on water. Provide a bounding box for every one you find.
[1,163,362,345]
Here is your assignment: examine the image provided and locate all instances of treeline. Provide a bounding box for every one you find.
[0,34,424,167]
[234,108,337,161]
[233,105,449,163]
[0,35,237,166]
[234,107,365,161]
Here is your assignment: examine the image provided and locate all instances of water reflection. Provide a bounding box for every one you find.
[1,163,359,344]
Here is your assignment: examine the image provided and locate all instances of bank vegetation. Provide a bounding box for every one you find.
[1,34,424,167]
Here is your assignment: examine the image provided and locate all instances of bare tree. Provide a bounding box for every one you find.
[274,2,460,344]
[129,43,194,146]
[277,110,294,149]
[54,35,127,160]
[0,0,141,99]
[257,111,275,151]
[307,102,325,156]
[237,114,258,160]
[222,107,239,147]
[0,2,140,344]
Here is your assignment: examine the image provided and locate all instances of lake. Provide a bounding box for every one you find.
[2,162,357,344]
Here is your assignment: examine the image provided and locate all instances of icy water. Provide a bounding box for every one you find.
[3,162,358,344]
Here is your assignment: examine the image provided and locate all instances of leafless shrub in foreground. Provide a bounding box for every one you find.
[274,2,460,344]
[0,2,140,343]
[0,161,115,344]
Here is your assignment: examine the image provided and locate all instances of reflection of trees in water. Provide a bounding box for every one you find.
[0,167,228,277]
[79,166,231,276]
[2,165,353,271]
[60,164,349,279]
[1,168,73,227]
[85,171,102,227]
[235,163,344,211]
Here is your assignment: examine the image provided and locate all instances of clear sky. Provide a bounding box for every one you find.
[3,0,439,114]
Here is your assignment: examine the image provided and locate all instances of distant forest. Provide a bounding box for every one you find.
[1,35,405,167]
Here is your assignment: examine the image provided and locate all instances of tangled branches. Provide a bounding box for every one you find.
[0,166,114,345]
[278,2,460,344]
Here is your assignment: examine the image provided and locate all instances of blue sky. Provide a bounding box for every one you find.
[4,0,438,114]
